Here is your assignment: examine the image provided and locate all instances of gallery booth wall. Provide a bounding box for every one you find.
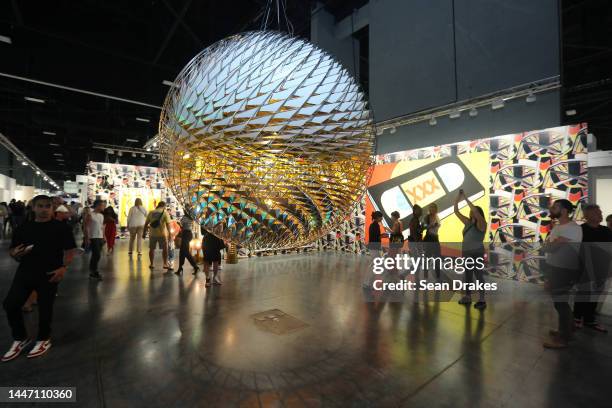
[86,162,179,228]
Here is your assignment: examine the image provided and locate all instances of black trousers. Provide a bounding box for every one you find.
[89,238,104,272]
[3,271,58,341]
[546,264,579,341]
[179,230,197,269]
[463,249,485,299]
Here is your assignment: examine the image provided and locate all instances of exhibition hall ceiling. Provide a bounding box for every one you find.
[0,0,360,178]
[0,0,609,179]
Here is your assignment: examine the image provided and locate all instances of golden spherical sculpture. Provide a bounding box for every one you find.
[159,31,374,250]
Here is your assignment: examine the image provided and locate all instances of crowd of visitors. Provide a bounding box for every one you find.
[1,190,610,361]
[1,195,227,361]
[367,192,611,350]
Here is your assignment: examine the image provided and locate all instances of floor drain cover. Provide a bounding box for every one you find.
[251,309,308,335]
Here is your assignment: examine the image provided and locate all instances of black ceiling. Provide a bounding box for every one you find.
[0,0,358,178]
[1,0,610,181]
[562,0,612,149]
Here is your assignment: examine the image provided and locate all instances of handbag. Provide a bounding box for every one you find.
[150,209,164,228]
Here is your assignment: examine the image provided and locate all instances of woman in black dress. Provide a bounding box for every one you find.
[201,228,226,287]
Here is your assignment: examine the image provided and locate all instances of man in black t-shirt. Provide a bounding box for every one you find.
[2,195,77,362]
[574,204,612,333]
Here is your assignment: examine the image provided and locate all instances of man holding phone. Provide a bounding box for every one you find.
[2,195,76,361]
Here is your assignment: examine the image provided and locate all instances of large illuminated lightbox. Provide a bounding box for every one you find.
[159,31,375,250]
[367,124,589,281]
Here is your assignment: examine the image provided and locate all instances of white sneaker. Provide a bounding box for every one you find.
[26,340,52,358]
[2,339,31,362]
[213,275,222,285]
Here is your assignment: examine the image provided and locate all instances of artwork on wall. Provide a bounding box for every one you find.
[86,162,179,227]
[367,124,589,281]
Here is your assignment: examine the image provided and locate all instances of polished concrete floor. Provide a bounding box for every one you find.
[0,239,611,408]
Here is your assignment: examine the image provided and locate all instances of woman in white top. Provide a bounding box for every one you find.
[127,198,148,256]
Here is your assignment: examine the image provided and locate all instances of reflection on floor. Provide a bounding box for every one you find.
[1,239,611,407]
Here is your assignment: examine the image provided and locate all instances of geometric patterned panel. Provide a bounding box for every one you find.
[371,124,589,283]
[159,31,374,250]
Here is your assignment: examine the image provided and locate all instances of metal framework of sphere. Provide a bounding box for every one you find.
[159,31,374,250]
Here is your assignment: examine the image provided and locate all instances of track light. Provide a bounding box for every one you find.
[566,109,577,116]
[141,153,146,158]
[136,117,150,123]
[21,161,27,166]
[492,99,505,110]
[117,151,123,157]
[376,128,384,136]
[36,171,40,175]
[43,131,56,136]
[132,153,137,158]
[390,127,397,134]
[449,110,461,119]
[469,107,478,117]
[526,93,537,103]
[146,147,151,152]
[429,117,437,126]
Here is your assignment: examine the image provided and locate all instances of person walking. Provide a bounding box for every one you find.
[202,227,226,287]
[573,204,611,333]
[542,199,582,349]
[84,200,106,280]
[103,206,118,254]
[0,202,8,240]
[144,201,172,270]
[127,198,147,256]
[362,211,385,289]
[2,195,76,361]
[174,210,199,276]
[454,190,487,310]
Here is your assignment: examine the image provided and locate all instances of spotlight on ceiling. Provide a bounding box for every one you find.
[117,151,123,157]
[469,107,478,117]
[141,153,146,158]
[492,99,505,110]
[21,161,27,166]
[132,153,136,158]
[376,128,384,136]
[566,109,577,116]
[146,147,151,152]
[449,110,461,119]
[526,92,537,103]
[24,97,45,104]
[0,35,12,44]
[107,149,114,154]
[126,138,139,143]
[390,127,397,134]
[136,117,150,123]
[49,142,60,147]
[43,131,56,136]
[36,171,40,175]
[152,142,158,148]
[429,117,437,126]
